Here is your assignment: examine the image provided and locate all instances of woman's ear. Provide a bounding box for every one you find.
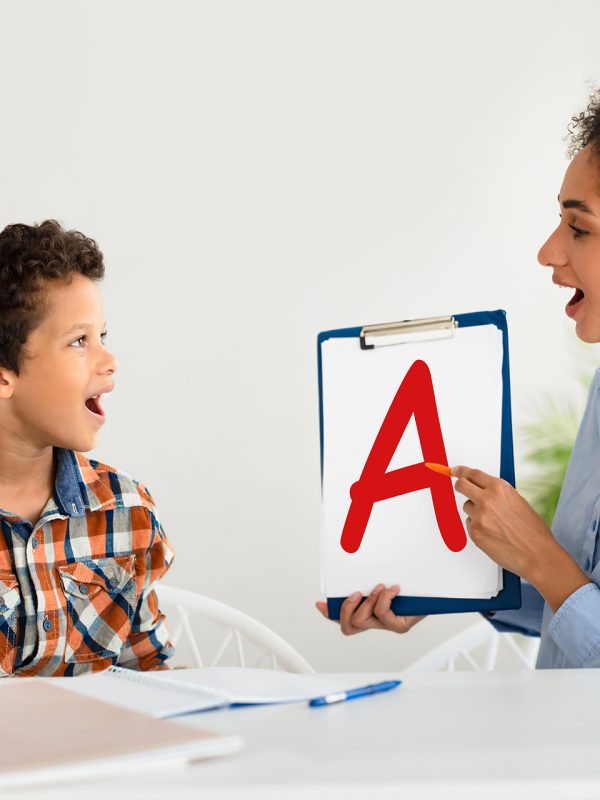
[0,367,16,399]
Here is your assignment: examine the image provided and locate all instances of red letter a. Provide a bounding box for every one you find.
[340,359,466,554]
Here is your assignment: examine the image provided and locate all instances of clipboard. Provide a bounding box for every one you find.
[317,309,521,618]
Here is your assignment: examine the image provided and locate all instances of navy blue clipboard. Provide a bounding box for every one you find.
[318,309,521,619]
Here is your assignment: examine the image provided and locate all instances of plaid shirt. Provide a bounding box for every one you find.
[0,448,174,676]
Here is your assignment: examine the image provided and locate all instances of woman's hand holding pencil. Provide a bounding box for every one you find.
[426,462,590,613]
[425,461,558,581]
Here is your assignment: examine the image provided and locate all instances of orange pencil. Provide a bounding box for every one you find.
[424,462,454,477]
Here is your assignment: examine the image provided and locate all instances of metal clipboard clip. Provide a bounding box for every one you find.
[360,315,458,350]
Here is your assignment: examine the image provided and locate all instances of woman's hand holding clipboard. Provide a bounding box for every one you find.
[316,585,425,636]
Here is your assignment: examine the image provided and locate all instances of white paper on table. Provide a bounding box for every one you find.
[49,667,399,715]
[321,324,504,599]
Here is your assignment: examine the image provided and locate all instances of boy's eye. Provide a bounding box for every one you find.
[70,332,108,348]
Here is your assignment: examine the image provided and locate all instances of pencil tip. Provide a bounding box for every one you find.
[424,462,453,477]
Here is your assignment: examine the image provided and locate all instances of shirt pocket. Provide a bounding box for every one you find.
[0,570,21,676]
[58,556,137,664]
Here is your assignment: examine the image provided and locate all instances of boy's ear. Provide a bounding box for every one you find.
[0,367,16,399]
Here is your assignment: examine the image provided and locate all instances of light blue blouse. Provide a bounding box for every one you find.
[489,368,600,668]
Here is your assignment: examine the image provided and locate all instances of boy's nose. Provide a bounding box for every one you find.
[101,349,118,375]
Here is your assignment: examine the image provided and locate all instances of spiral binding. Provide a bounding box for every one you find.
[106,665,230,705]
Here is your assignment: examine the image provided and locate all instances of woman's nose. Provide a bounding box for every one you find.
[537,225,565,268]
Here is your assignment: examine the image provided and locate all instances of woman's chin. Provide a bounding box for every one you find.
[574,316,600,343]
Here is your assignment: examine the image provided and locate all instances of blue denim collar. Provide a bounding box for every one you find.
[52,448,90,518]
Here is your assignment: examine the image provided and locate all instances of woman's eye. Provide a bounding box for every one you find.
[568,224,588,239]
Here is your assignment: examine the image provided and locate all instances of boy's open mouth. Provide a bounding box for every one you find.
[84,394,105,422]
[83,385,113,426]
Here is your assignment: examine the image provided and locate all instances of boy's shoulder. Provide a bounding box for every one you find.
[79,453,157,514]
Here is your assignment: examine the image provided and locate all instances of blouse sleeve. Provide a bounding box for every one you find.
[482,580,544,638]
[546,582,600,667]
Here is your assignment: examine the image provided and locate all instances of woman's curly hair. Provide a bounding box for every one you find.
[0,219,104,376]
[567,87,600,160]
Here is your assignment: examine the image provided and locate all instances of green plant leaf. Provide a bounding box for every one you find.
[519,397,585,526]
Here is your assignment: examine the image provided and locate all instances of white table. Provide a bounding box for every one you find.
[10,669,600,800]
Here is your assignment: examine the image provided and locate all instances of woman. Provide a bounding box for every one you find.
[317,90,600,668]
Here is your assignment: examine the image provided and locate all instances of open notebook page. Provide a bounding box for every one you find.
[50,666,401,717]
[48,668,231,718]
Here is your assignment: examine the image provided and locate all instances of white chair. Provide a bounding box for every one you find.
[155,584,315,674]
[403,619,540,672]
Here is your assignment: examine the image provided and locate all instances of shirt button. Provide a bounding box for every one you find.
[79,584,89,595]
[43,617,52,632]
[584,558,591,571]
[31,537,39,549]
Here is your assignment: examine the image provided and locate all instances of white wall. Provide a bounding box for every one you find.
[2,0,600,671]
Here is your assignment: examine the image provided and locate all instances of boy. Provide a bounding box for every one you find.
[0,219,174,675]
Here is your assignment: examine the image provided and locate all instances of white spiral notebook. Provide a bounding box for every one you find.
[50,665,392,718]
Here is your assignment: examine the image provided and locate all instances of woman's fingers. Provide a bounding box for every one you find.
[454,474,484,502]
[373,585,408,631]
[315,600,329,619]
[463,499,475,517]
[372,584,399,615]
[453,466,494,488]
[350,584,384,628]
[372,585,426,633]
[340,584,388,635]
[339,591,366,635]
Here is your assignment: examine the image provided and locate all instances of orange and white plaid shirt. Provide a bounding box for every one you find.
[0,448,174,676]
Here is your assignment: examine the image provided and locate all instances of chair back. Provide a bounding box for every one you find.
[155,584,315,674]
[403,620,540,672]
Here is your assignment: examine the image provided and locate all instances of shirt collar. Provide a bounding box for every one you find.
[53,448,116,518]
[0,448,118,526]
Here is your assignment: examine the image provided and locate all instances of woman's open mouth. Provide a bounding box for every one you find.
[566,287,585,319]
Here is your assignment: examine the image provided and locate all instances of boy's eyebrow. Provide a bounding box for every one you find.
[558,194,595,215]
[62,322,108,335]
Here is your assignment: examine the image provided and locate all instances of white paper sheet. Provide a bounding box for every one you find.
[50,667,398,715]
[321,324,504,599]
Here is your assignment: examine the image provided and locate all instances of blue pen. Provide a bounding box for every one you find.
[309,680,401,707]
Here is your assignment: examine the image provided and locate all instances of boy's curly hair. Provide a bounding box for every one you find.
[0,219,104,376]
[567,87,600,160]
